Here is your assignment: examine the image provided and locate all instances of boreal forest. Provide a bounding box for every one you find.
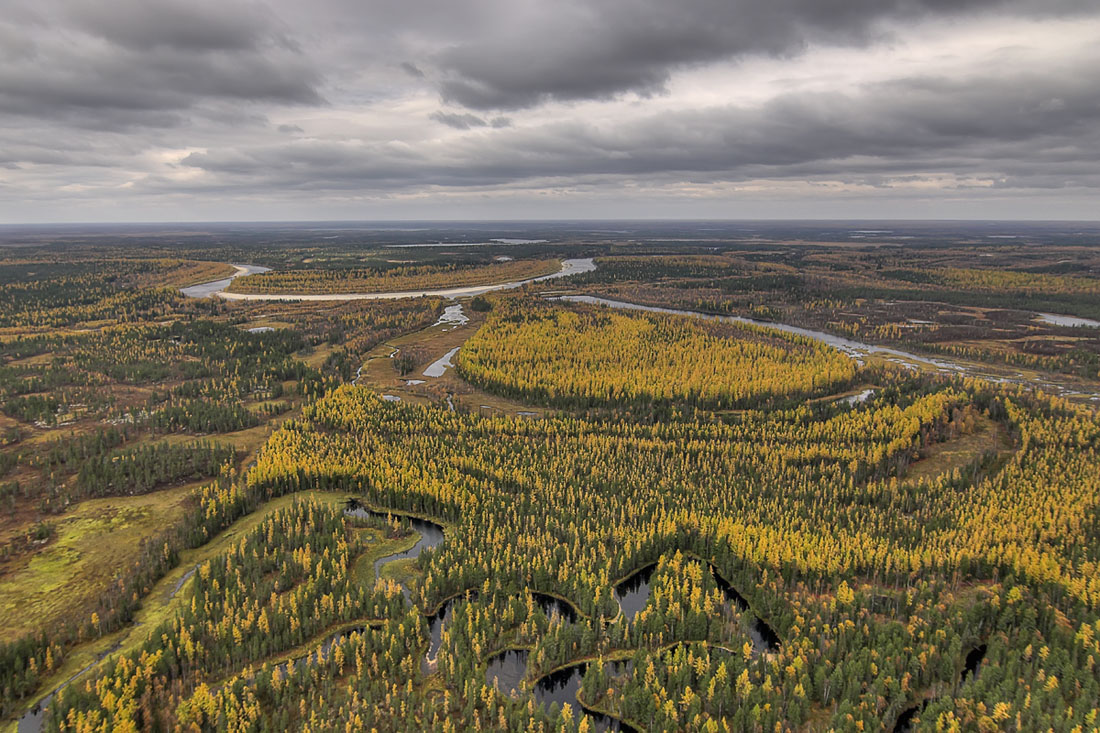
[1,222,1099,732]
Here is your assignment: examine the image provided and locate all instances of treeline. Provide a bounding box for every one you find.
[5,288,1099,730]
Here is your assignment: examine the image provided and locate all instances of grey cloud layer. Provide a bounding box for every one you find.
[429,0,1090,109]
[2,0,1099,220]
[0,0,320,128]
[178,57,1100,191]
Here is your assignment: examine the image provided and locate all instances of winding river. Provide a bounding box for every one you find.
[181,258,596,301]
[552,296,1100,403]
[182,258,1097,402]
[342,500,453,668]
[180,264,272,298]
[343,500,445,586]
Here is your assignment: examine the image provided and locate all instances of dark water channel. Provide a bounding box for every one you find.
[706,565,780,653]
[533,592,579,623]
[614,564,657,622]
[534,663,638,732]
[343,499,454,670]
[343,499,445,582]
[485,649,529,695]
[17,643,122,733]
[893,644,988,732]
[614,561,780,653]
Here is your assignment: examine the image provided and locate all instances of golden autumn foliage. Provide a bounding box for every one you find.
[457,302,859,409]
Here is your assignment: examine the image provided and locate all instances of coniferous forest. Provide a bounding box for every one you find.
[1,225,1099,732]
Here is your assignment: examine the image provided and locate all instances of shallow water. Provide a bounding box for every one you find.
[1036,312,1100,328]
[841,388,876,406]
[171,565,199,598]
[17,643,122,733]
[424,347,461,378]
[435,304,470,329]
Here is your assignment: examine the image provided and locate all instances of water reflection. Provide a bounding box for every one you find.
[485,649,528,694]
[534,664,637,732]
[614,564,656,622]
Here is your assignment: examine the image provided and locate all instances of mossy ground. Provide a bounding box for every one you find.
[0,485,195,644]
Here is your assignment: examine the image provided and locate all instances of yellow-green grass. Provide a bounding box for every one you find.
[236,318,296,331]
[0,486,195,644]
[350,532,419,588]
[163,261,238,288]
[300,342,340,369]
[379,556,423,587]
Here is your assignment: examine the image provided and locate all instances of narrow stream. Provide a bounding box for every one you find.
[342,499,446,582]
[17,643,122,733]
[342,499,460,670]
[706,565,781,653]
[170,565,199,599]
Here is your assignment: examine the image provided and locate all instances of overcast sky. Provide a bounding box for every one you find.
[1,0,1098,222]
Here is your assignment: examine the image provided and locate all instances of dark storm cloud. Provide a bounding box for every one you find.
[0,0,321,129]
[176,58,1100,192]
[430,0,1090,110]
[68,0,290,53]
